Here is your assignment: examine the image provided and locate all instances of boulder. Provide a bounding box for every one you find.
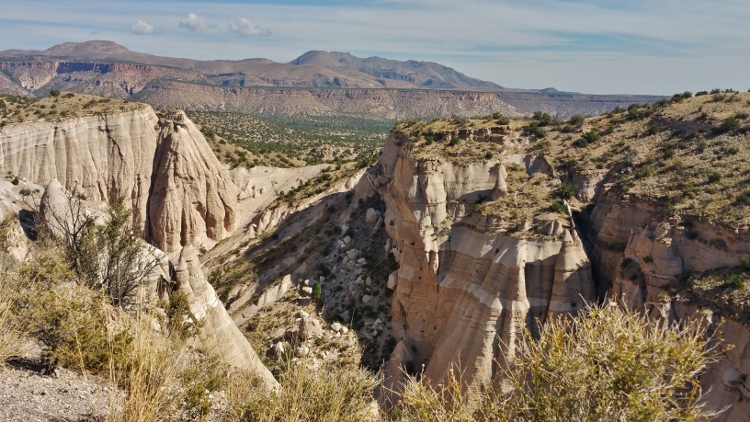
[298,315,323,341]
[365,208,380,224]
[272,342,285,359]
[387,271,398,290]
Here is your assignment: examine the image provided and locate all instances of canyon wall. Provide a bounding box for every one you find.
[589,192,750,421]
[0,106,157,227]
[372,131,595,390]
[0,106,240,253]
[0,105,277,387]
[373,127,750,417]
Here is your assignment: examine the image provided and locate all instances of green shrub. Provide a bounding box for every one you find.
[495,115,510,125]
[231,363,379,422]
[165,292,204,340]
[312,282,322,300]
[574,131,600,148]
[177,353,229,420]
[670,91,692,102]
[646,124,661,136]
[635,164,654,178]
[581,131,599,143]
[548,201,567,214]
[725,273,745,288]
[557,182,576,200]
[532,111,552,126]
[707,172,722,183]
[0,275,25,365]
[18,249,132,373]
[49,90,61,97]
[568,114,585,126]
[525,122,547,138]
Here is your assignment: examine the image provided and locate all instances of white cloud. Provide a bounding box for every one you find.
[229,18,271,37]
[179,13,215,32]
[130,20,153,35]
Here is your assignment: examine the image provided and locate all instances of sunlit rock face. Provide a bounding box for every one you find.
[0,106,158,228]
[372,130,594,391]
[147,111,239,253]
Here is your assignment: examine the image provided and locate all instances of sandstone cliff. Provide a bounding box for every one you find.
[174,244,278,389]
[376,94,750,416]
[372,130,595,390]
[147,110,239,253]
[589,193,750,420]
[0,97,245,254]
[0,104,157,227]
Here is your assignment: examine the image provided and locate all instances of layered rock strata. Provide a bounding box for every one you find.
[372,131,595,389]
[174,244,278,389]
[589,194,750,421]
[0,106,241,253]
[0,106,157,227]
[147,111,239,253]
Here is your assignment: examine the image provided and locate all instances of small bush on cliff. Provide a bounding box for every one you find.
[312,282,322,300]
[394,304,720,422]
[44,194,162,306]
[568,114,585,126]
[557,182,576,200]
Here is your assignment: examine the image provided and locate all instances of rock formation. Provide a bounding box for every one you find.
[174,244,278,389]
[0,105,157,227]
[371,130,595,390]
[589,197,750,420]
[0,104,243,254]
[147,111,239,253]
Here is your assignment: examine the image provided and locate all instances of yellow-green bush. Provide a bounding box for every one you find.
[228,362,380,422]
[393,305,721,422]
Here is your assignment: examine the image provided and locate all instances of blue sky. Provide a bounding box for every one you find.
[0,0,748,95]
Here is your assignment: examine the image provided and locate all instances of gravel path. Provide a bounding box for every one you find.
[0,341,110,422]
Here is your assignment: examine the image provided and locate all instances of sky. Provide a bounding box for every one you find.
[0,0,748,95]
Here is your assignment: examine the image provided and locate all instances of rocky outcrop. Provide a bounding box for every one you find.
[147,111,239,253]
[585,189,750,421]
[373,131,595,389]
[174,244,277,389]
[0,105,243,253]
[0,106,157,228]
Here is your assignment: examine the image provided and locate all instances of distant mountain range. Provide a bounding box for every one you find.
[0,40,505,91]
[0,40,663,120]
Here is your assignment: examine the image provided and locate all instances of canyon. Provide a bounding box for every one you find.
[1,90,749,419]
